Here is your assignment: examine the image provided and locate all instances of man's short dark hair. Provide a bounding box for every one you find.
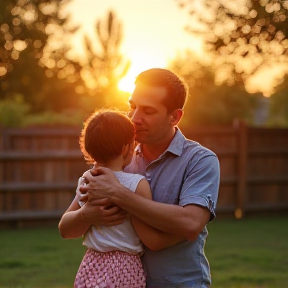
[134,68,188,113]
[79,109,134,164]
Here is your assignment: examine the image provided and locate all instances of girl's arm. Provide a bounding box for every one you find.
[58,196,126,239]
[132,179,185,251]
[58,197,91,239]
[59,176,128,239]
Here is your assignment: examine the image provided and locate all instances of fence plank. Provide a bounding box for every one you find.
[0,151,82,160]
[1,125,288,226]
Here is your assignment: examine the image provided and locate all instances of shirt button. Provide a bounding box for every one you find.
[146,172,151,181]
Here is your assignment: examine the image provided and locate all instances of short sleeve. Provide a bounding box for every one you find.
[179,154,220,222]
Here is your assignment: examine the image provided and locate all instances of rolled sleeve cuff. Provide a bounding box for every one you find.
[180,195,216,222]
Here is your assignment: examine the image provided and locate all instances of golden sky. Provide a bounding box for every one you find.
[64,0,203,92]
[63,0,288,96]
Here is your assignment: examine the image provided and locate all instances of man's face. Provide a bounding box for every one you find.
[128,83,173,145]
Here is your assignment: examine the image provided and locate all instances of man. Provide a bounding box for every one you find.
[61,68,220,287]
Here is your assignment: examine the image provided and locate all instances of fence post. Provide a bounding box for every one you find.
[234,120,247,219]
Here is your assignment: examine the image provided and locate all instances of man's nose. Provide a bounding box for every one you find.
[131,110,143,124]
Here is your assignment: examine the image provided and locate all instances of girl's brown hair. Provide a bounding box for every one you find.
[79,109,135,164]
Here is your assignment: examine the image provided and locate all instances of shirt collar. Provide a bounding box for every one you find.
[135,127,186,157]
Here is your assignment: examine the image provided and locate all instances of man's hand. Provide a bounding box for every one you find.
[80,198,127,227]
[79,167,127,226]
[80,167,122,201]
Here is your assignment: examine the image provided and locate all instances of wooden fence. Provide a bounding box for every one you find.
[1,122,288,226]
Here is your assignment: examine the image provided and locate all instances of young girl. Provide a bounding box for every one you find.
[58,109,183,288]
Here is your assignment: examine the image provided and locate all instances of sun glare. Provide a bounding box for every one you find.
[118,75,136,94]
[118,55,166,94]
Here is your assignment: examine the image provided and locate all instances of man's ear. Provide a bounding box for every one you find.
[170,109,183,126]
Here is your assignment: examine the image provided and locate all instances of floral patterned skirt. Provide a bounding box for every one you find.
[74,249,146,288]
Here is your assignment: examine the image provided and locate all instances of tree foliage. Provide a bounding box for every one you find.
[0,1,129,118]
[0,95,30,127]
[79,10,130,110]
[169,50,258,126]
[267,75,288,126]
[0,0,85,112]
[177,0,288,95]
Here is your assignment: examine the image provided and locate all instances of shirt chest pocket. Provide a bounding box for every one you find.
[151,184,181,204]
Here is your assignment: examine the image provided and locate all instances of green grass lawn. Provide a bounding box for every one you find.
[206,216,288,288]
[0,216,287,288]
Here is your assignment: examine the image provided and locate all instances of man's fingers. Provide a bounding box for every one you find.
[83,166,115,181]
[89,166,103,176]
[86,206,127,227]
[88,198,112,206]
[79,185,89,194]
[90,166,111,176]
[79,193,88,202]
[97,212,127,227]
[84,166,109,178]
[100,205,126,217]
[85,198,127,218]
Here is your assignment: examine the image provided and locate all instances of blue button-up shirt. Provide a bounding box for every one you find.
[125,128,220,288]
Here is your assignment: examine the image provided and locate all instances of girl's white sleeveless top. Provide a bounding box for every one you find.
[81,171,145,255]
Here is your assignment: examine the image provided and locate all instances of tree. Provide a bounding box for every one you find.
[267,75,288,126]
[177,0,288,96]
[0,2,129,116]
[168,50,258,126]
[0,0,84,112]
[79,10,130,111]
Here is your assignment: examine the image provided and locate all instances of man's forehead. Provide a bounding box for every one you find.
[133,83,166,92]
[128,89,168,112]
[130,85,166,99]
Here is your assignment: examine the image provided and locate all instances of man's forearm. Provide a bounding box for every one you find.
[109,185,205,240]
[82,168,210,240]
[131,216,185,250]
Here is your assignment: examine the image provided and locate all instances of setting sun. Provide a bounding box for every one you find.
[118,53,166,94]
[64,0,198,94]
[118,74,135,94]
[64,0,281,97]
